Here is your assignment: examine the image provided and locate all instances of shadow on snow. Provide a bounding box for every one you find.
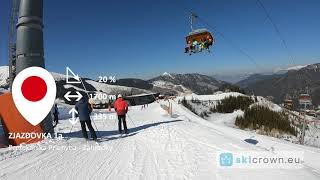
[60,119,183,142]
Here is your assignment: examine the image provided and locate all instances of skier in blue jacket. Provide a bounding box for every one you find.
[75,96,97,140]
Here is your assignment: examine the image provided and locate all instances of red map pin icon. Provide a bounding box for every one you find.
[12,67,57,126]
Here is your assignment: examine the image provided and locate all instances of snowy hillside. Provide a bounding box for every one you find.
[1,99,320,179]
[152,80,191,94]
[149,72,229,95]
[274,64,310,73]
[179,92,245,101]
[180,93,320,148]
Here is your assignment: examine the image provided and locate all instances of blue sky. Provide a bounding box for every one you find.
[1,0,320,79]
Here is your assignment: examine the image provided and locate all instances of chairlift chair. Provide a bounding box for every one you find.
[185,13,215,55]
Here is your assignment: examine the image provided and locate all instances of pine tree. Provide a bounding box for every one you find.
[235,105,296,136]
[211,96,254,113]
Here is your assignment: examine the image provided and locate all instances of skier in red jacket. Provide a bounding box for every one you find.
[113,94,129,134]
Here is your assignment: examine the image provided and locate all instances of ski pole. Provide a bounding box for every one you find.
[69,124,74,134]
[91,119,102,138]
[126,113,136,128]
[114,116,117,127]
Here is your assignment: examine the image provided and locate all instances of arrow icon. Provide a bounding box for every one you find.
[64,91,83,102]
[66,67,81,84]
[69,108,78,125]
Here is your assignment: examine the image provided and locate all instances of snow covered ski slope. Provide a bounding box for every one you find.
[1,101,320,180]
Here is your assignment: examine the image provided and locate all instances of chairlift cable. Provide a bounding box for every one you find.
[197,16,265,71]
[256,0,295,66]
[256,0,309,108]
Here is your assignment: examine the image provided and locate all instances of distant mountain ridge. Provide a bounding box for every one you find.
[148,72,229,95]
[236,73,285,89]
[98,72,230,95]
[0,66,230,98]
[0,66,150,103]
[237,63,320,106]
[2,63,319,107]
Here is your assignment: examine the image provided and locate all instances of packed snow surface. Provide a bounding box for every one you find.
[1,97,320,180]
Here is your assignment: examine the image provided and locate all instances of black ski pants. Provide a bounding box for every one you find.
[118,115,128,132]
[80,120,97,139]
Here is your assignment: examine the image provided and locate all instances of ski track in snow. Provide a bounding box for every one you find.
[0,101,320,180]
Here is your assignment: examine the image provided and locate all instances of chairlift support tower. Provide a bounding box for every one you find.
[8,0,19,90]
[14,0,54,134]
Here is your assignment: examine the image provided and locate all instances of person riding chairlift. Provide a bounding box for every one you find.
[184,41,194,55]
[204,38,209,49]
[199,39,205,52]
[185,41,192,54]
[185,37,212,54]
[192,40,199,52]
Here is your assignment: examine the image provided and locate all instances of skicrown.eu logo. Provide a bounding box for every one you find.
[219,152,233,167]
